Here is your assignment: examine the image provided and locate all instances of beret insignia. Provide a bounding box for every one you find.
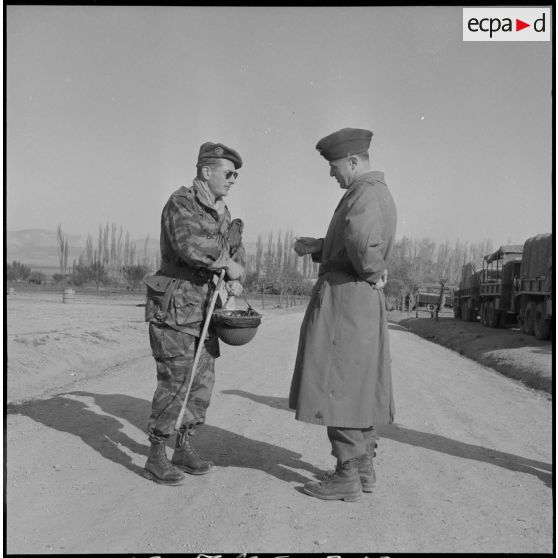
[214,146,224,156]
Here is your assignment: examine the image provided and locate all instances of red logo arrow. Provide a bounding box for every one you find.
[516,18,530,31]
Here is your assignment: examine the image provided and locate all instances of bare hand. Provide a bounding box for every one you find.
[225,261,245,281]
[225,280,243,297]
[373,269,388,290]
[294,237,322,257]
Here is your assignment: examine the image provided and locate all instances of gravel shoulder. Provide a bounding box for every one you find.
[388,309,553,395]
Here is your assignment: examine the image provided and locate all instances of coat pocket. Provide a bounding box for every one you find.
[149,323,189,358]
[144,275,176,323]
[172,291,201,326]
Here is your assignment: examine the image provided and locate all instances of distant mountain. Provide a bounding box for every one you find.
[6,229,258,273]
[5,229,159,272]
[6,229,86,271]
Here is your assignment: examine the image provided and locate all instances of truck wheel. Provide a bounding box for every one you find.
[479,302,486,325]
[523,301,535,336]
[518,308,526,333]
[534,302,550,340]
[487,301,499,328]
[498,311,508,328]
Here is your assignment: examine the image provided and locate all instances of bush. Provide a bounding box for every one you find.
[121,264,152,291]
[70,262,109,288]
[52,273,67,285]
[6,261,31,281]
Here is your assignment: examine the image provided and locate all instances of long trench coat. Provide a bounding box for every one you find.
[288,170,397,428]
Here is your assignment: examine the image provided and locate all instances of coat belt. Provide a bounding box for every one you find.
[159,262,214,283]
[319,260,357,276]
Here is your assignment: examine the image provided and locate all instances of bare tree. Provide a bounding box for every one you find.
[143,234,151,265]
[255,234,264,277]
[85,234,94,265]
[56,223,69,275]
[434,277,448,321]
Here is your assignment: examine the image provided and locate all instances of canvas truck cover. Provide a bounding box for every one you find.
[460,260,483,289]
[520,233,553,280]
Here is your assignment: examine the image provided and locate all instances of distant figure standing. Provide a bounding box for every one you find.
[289,127,397,501]
[143,141,246,485]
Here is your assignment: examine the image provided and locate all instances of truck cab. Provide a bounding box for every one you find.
[514,233,553,340]
[479,245,523,328]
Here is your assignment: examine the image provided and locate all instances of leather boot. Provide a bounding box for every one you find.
[171,425,213,475]
[358,447,376,492]
[143,439,185,486]
[321,440,377,492]
[304,458,362,501]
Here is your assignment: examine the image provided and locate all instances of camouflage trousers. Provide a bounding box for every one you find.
[147,323,219,441]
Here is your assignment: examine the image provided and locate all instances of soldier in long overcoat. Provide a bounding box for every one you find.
[289,127,397,501]
[142,141,246,486]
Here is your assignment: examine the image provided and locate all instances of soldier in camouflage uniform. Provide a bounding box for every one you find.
[143,141,246,485]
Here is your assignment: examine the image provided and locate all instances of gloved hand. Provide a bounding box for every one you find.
[373,269,388,290]
[293,237,323,256]
[225,260,245,281]
[226,280,243,297]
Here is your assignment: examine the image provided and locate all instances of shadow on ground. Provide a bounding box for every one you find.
[7,391,321,485]
[378,423,552,489]
[221,390,553,489]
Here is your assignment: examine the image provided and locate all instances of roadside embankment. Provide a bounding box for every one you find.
[388,311,552,395]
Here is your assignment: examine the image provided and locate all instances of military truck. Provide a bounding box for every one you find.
[478,245,523,328]
[453,260,483,321]
[454,234,553,339]
[514,233,552,340]
[415,283,454,312]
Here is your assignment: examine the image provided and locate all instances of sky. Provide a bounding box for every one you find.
[6,5,554,247]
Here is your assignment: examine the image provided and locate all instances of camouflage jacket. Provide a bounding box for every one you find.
[149,180,246,336]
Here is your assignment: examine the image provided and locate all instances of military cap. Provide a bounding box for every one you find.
[197,141,243,169]
[315,127,373,161]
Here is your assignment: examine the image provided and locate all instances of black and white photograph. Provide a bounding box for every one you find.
[5,5,553,555]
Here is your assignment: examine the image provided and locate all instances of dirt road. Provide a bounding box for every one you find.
[6,294,553,554]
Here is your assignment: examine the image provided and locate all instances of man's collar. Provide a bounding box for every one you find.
[349,170,385,187]
[192,178,226,214]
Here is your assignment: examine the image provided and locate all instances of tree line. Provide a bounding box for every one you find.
[67,222,160,290]
[243,230,319,297]
[243,231,494,298]
[51,222,159,290]
[385,236,494,309]
[8,222,494,298]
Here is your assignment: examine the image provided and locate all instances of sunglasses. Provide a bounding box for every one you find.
[224,170,239,180]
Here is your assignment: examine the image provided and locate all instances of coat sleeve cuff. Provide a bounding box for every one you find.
[311,238,325,263]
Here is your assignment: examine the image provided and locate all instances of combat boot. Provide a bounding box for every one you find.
[358,440,377,492]
[171,426,213,475]
[143,439,185,486]
[304,458,362,501]
[320,440,377,492]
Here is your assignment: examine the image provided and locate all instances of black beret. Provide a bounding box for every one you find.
[315,128,373,161]
[197,141,243,170]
